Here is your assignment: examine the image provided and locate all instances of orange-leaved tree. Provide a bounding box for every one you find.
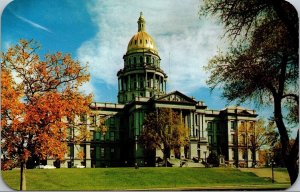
[1,39,92,190]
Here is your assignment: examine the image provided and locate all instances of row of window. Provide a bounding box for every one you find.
[208,135,222,145]
[90,131,119,142]
[206,121,254,132]
[79,115,117,127]
[120,78,164,91]
[207,122,221,131]
[121,91,156,102]
[230,134,255,145]
[125,55,159,67]
[91,146,118,159]
[231,149,255,160]
[130,38,153,46]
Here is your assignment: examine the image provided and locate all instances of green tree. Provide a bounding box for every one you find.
[200,0,298,184]
[138,108,189,166]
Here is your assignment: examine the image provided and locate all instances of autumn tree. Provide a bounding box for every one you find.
[1,39,92,190]
[238,119,278,167]
[200,0,298,184]
[270,139,295,167]
[138,108,189,166]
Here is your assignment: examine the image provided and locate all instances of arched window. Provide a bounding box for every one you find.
[128,58,131,65]
[146,56,150,64]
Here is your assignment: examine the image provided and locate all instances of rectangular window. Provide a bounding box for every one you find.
[96,147,101,159]
[110,132,115,141]
[140,80,144,89]
[67,145,74,157]
[231,134,235,144]
[195,114,199,125]
[101,148,105,158]
[208,135,212,144]
[207,122,212,131]
[217,135,221,145]
[89,115,96,125]
[249,121,254,132]
[216,122,220,131]
[242,134,246,145]
[231,121,235,130]
[100,134,105,141]
[241,121,245,128]
[110,117,115,125]
[68,128,73,140]
[95,132,100,141]
[80,115,87,123]
[90,131,95,141]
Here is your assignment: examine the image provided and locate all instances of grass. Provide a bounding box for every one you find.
[2,167,290,190]
[239,167,290,183]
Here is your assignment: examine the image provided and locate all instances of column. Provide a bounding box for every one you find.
[152,73,155,88]
[136,74,139,90]
[145,72,148,88]
[128,75,131,90]
[86,144,91,168]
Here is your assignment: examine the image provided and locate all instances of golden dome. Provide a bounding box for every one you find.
[126,12,158,55]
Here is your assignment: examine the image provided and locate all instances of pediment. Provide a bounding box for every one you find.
[155,91,196,104]
[238,110,252,115]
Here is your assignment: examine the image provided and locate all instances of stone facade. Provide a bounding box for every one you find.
[47,13,258,168]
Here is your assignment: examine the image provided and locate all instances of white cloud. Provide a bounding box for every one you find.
[78,81,96,96]
[77,0,227,96]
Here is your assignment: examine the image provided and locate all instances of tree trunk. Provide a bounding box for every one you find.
[20,162,26,191]
[251,148,256,168]
[274,96,299,185]
[163,147,170,167]
[286,130,299,185]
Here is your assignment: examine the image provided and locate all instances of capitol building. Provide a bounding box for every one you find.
[48,13,258,168]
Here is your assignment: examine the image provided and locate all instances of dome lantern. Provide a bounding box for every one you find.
[138,12,146,32]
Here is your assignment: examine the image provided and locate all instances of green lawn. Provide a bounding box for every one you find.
[239,167,290,183]
[1,167,290,190]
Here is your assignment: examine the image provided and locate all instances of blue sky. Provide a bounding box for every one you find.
[1,0,298,121]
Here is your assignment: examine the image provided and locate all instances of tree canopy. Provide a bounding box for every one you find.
[200,0,298,184]
[238,119,278,167]
[1,39,92,190]
[138,108,189,165]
